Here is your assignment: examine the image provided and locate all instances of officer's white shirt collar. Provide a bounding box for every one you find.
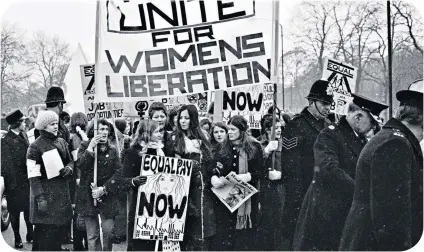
[10,128,20,136]
[307,108,320,121]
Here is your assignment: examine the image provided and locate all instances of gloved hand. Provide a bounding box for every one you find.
[264,140,279,154]
[132,176,147,187]
[37,199,48,214]
[59,166,73,177]
[213,162,224,177]
[211,175,225,188]
[236,173,251,183]
[268,169,282,181]
[76,126,88,141]
[91,184,106,199]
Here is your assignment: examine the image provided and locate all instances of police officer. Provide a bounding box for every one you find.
[339,79,423,251]
[293,94,388,251]
[35,86,70,144]
[280,80,334,248]
[1,110,34,248]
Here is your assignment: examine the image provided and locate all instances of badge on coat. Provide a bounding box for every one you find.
[282,137,298,150]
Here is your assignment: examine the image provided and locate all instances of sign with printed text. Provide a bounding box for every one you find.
[96,0,276,102]
[133,154,195,241]
[222,83,274,129]
[321,58,356,115]
[80,64,125,121]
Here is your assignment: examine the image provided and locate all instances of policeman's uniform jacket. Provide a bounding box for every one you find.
[1,130,30,213]
[293,116,366,251]
[280,107,331,243]
[339,118,423,251]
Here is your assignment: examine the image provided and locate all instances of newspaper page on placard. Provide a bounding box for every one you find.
[212,172,258,213]
[96,0,275,103]
[133,154,195,242]
[80,64,125,121]
[321,58,357,115]
[222,83,274,129]
[41,149,64,179]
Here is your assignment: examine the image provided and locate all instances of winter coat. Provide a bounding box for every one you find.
[1,130,30,212]
[75,140,122,219]
[257,137,285,251]
[339,118,423,251]
[293,116,366,251]
[26,130,74,225]
[213,140,264,249]
[175,147,216,241]
[123,146,166,251]
[280,107,331,243]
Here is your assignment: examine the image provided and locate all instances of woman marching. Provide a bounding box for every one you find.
[26,110,74,251]
[210,122,228,147]
[171,104,216,251]
[123,119,167,251]
[211,115,264,251]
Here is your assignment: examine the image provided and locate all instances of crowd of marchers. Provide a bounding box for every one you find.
[1,78,422,251]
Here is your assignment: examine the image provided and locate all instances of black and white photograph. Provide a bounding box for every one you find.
[0,0,423,251]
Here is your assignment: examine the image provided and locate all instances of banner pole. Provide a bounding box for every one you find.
[93,0,101,206]
[270,0,280,170]
[154,240,159,252]
[213,91,223,123]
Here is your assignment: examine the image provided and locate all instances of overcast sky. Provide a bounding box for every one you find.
[0,0,306,61]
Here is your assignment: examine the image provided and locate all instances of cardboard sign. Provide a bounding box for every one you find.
[133,154,195,241]
[80,64,125,121]
[96,0,274,102]
[222,83,274,129]
[322,58,356,115]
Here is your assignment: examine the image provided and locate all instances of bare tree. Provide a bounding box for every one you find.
[392,0,423,54]
[1,22,31,113]
[26,31,70,89]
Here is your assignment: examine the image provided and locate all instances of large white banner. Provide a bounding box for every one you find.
[96,0,275,102]
[321,58,357,115]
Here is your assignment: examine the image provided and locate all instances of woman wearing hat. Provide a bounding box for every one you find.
[211,115,264,250]
[26,110,74,251]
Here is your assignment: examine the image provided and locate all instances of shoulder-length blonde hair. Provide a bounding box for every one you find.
[131,119,159,147]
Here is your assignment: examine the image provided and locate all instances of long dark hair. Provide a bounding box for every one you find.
[216,115,259,162]
[174,104,212,159]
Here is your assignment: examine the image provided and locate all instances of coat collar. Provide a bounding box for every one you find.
[6,129,29,145]
[300,107,326,133]
[383,118,423,160]
[40,130,59,140]
[338,116,366,156]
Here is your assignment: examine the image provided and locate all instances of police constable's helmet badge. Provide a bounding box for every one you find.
[328,125,335,130]
[326,86,334,96]
[393,132,405,138]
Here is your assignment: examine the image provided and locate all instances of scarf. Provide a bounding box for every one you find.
[236,147,252,230]
[184,136,202,154]
[140,141,165,156]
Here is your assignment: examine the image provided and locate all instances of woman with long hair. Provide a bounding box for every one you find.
[170,104,216,251]
[123,119,166,251]
[211,115,264,251]
[210,122,228,147]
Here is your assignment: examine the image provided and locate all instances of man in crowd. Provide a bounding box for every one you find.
[339,79,423,251]
[280,80,334,249]
[293,94,388,250]
[1,109,34,248]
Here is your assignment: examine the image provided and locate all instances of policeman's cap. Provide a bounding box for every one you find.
[5,109,27,125]
[396,79,423,109]
[351,93,388,122]
[306,80,334,104]
[45,86,66,104]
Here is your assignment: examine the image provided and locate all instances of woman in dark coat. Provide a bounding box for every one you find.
[257,115,285,251]
[212,115,264,251]
[26,110,74,251]
[170,104,216,251]
[75,118,127,251]
[123,119,168,251]
[1,109,33,248]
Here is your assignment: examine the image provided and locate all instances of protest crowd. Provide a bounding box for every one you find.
[1,76,422,251]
